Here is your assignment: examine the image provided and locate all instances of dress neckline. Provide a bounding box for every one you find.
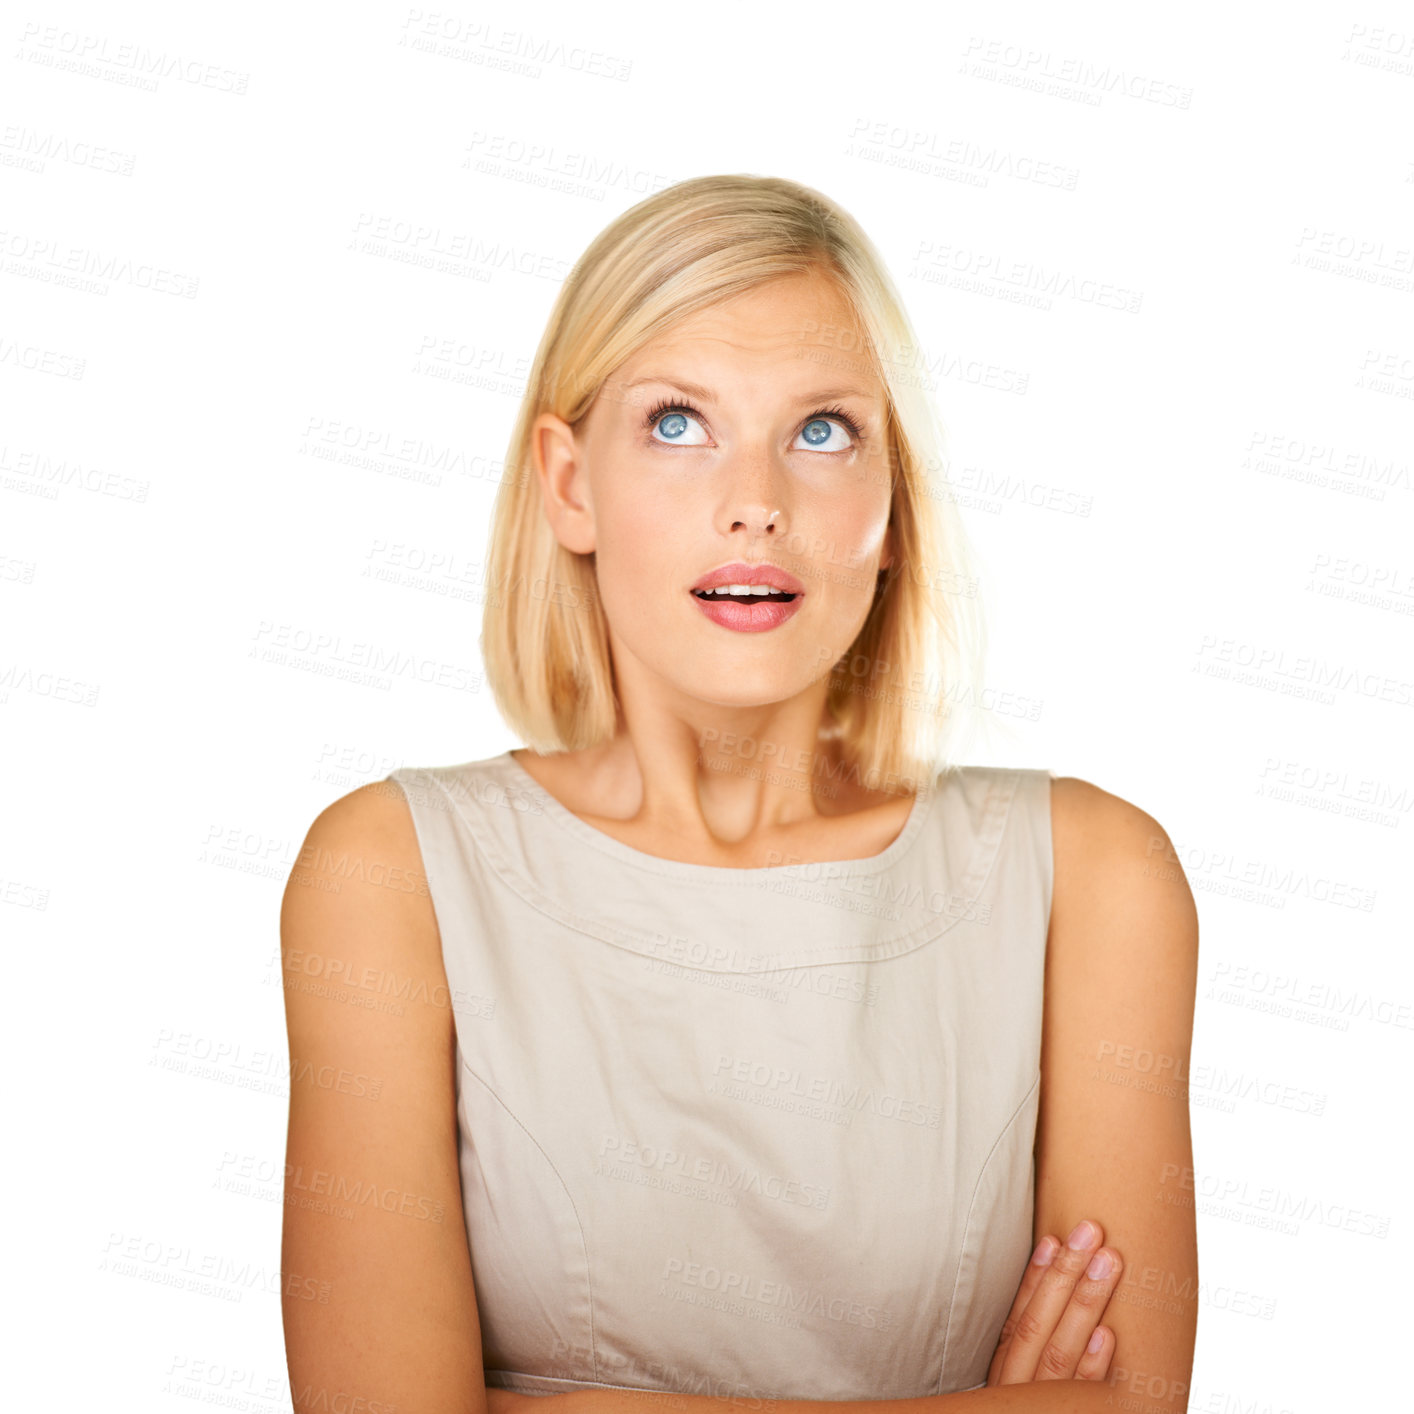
[498,750,937,882]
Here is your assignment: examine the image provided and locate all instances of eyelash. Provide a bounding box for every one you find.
[641,397,867,447]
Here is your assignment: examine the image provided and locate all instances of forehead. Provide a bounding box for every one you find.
[619,270,880,389]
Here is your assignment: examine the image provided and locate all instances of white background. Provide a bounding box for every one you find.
[5,2,1410,1410]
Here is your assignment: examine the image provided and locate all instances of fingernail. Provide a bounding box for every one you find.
[1087,1328,1105,1355]
[1086,1250,1113,1279]
[1031,1237,1057,1266]
[1066,1220,1097,1250]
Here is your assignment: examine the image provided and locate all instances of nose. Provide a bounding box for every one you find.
[730,507,783,534]
[719,436,790,538]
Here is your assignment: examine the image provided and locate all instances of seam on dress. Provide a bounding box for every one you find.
[487,1370,658,1394]
[385,770,483,1108]
[391,768,601,1382]
[934,1069,1042,1395]
[957,770,1021,902]
[457,1054,600,1384]
[487,1368,784,1396]
[422,764,1017,973]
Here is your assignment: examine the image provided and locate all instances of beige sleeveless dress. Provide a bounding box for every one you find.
[386,751,1054,1400]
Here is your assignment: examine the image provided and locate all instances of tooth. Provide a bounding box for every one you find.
[699,584,789,597]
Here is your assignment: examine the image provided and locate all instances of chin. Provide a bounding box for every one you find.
[688,678,803,708]
[667,665,814,712]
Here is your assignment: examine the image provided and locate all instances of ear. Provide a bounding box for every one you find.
[532,411,596,555]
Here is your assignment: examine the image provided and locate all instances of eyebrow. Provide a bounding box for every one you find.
[619,374,876,406]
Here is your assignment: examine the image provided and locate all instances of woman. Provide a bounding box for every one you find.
[280,175,1199,1413]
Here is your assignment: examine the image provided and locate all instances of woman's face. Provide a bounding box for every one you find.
[534,268,895,715]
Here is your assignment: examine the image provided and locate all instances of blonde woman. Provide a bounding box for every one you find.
[280,175,1199,1414]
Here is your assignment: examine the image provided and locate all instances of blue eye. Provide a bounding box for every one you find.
[648,407,710,445]
[793,416,855,453]
[641,398,865,451]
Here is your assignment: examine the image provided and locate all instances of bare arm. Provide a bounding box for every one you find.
[1027,777,1200,1408]
[280,778,487,1414]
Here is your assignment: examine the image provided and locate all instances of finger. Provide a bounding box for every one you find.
[988,1236,1061,1384]
[1033,1244,1124,1380]
[1075,1324,1113,1381]
[997,1219,1106,1383]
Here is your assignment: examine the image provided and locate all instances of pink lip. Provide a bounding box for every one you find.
[688,561,806,634]
[690,561,806,595]
[691,593,804,633]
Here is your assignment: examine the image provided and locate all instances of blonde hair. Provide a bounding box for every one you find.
[481,173,988,794]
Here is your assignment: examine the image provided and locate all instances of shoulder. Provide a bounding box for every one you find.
[292,775,426,877]
[1045,772,1199,984]
[1047,773,1194,886]
[313,773,421,830]
[280,777,442,981]
[1049,772,1171,845]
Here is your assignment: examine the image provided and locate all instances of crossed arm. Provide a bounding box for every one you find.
[487,776,1200,1414]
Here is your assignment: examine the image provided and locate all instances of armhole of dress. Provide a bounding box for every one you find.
[380,769,469,1078]
[1040,770,1056,942]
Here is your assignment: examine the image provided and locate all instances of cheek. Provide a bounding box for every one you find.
[590,480,683,613]
[597,470,672,533]
[797,490,891,596]
[596,469,679,555]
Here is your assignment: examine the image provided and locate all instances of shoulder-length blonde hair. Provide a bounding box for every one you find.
[482,173,987,794]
